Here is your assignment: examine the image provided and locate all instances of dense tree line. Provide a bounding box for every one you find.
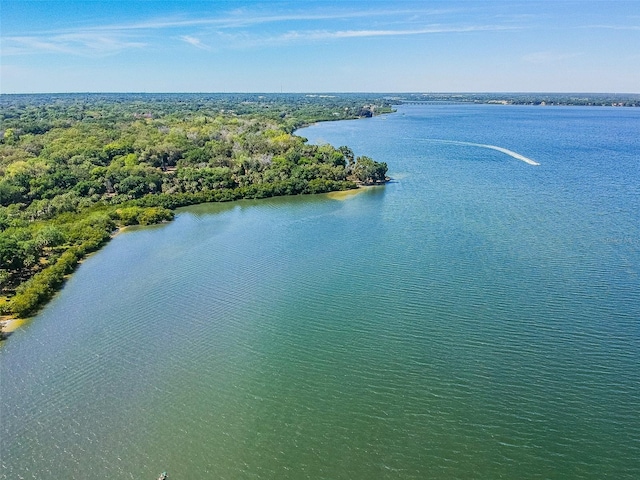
[0,94,390,321]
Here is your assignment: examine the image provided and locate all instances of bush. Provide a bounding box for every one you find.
[9,248,81,317]
[137,207,173,225]
[114,207,142,226]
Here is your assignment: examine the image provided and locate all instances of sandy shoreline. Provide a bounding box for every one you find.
[1,316,27,335]
[326,188,366,200]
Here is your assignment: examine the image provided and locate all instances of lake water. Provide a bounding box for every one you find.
[1,104,639,479]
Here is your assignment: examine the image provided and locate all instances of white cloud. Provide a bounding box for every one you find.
[0,6,515,57]
[180,35,210,50]
[580,24,640,31]
[87,8,457,32]
[267,24,518,45]
[2,33,147,57]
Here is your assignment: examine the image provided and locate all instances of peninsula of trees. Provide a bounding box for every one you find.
[0,94,391,323]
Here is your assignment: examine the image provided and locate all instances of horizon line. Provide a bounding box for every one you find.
[2,91,639,96]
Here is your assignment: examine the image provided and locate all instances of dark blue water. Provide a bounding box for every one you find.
[1,104,639,479]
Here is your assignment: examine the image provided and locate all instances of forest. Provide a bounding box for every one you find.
[0,94,391,325]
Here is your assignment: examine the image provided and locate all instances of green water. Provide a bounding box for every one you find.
[1,105,639,479]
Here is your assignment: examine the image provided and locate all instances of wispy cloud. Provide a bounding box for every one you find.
[0,6,516,57]
[180,35,210,50]
[2,32,147,57]
[87,8,457,32]
[280,24,518,41]
[580,24,640,31]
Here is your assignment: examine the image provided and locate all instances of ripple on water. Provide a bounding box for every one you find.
[2,105,640,479]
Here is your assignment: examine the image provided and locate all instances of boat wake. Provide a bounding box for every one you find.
[426,139,540,166]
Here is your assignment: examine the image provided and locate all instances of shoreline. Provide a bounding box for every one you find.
[0,316,27,337]
[0,184,384,331]
[1,105,393,334]
[1,182,389,335]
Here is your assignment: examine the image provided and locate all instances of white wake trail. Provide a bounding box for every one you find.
[427,139,540,166]
[475,143,540,166]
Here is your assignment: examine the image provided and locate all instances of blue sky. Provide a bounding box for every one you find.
[1,0,638,93]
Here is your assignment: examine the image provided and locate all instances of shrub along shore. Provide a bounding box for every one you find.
[0,94,392,329]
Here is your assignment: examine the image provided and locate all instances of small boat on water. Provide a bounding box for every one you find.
[157,472,168,480]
